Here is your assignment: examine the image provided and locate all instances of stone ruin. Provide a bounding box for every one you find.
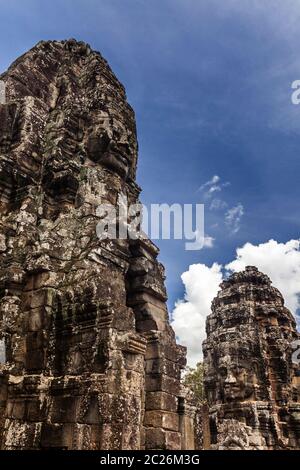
[203,266,300,450]
[1,40,300,453]
[0,39,192,450]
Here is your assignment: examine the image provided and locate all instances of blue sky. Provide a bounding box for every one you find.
[1,0,300,322]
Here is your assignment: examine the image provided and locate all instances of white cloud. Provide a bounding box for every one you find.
[200,175,220,189]
[226,239,300,314]
[197,175,230,198]
[225,203,244,233]
[203,235,215,248]
[171,263,223,367]
[207,185,221,195]
[172,239,300,366]
[187,231,215,251]
[210,198,228,211]
[197,178,232,239]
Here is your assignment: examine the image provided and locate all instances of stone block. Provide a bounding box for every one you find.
[144,410,179,431]
[145,428,181,450]
[145,391,177,412]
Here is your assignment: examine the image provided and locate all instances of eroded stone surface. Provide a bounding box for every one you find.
[204,266,300,450]
[0,39,186,450]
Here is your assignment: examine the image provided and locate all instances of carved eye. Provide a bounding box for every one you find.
[219,367,227,377]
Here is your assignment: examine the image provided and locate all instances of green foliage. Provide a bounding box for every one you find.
[183,362,205,404]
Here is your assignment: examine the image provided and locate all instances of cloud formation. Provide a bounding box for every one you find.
[226,239,300,313]
[172,239,300,366]
[198,175,230,199]
[210,198,228,211]
[171,263,223,367]
[198,175,244,236]
[225,203,244,234]
[203,235,215,248]
[199,175,220,190]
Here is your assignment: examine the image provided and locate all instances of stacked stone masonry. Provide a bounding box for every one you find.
[0,40,189,450]
[2,40,299,452]
[203,266,300,450]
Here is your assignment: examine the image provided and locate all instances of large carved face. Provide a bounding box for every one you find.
[86,114,135,180]
[204,338,261,404]
[1,40,138,189]
[218,355,258,402]
[43,109,136,186]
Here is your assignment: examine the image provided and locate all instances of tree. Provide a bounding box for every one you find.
[183,362,205,404]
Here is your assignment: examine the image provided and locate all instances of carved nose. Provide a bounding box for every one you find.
[225,372,237,384]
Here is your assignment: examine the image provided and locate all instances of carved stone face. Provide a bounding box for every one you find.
[45,111,135,182]
[220,365,256,401]
[86,116,134,180]
[217,353,258,402]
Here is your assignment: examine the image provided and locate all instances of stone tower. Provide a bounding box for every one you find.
[203,266,300,449]
[0,40,187,450]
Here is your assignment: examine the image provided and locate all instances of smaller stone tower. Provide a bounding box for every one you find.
[203,266,300,450]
